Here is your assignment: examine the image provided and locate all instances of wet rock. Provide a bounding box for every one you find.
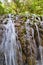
[0,24,5,65]
[0,14,43,65]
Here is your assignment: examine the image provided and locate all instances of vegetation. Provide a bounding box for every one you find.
[0,0,43,15]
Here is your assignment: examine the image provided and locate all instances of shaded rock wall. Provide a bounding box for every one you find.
[0,14,43,65]
[0,24,6,65]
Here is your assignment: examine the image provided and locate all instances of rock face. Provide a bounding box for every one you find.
[14,15,43,65]
[0,52,5,65]
[0,24,6,65]
[0,14,43,65]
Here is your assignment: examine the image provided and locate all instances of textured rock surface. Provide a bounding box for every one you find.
[0,24,6,65]
[0,14,43,65]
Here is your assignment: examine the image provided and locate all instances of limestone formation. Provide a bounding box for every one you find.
[0,14,43,65]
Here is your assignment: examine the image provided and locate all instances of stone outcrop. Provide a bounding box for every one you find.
[0,24,6,65]
[0,14,43,65]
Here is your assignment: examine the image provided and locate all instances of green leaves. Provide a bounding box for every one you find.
[0,2,5,14]
[0,0,43,15]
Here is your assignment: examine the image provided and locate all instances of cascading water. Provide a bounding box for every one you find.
[31,28,37,58]
[4,17,17,65]
[25,18,43,65]
[35,23,42,65]
[35,23,41,44]
[0,14,18,65]
[0,14,43,65]
[25,19,37,65]
[25,19,32,65]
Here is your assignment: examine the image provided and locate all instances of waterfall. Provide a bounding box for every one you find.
[3,16,17,65]
[25,19,37,65]
[25,19,32,65]
[0,14,23,65]
[35,23,41,44]
[35,23,43,65]
[25,19,43,65]
[0,14,43,65]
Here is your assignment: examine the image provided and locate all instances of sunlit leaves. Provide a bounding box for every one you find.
[0,2,5,14]
[0,0,43,15]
